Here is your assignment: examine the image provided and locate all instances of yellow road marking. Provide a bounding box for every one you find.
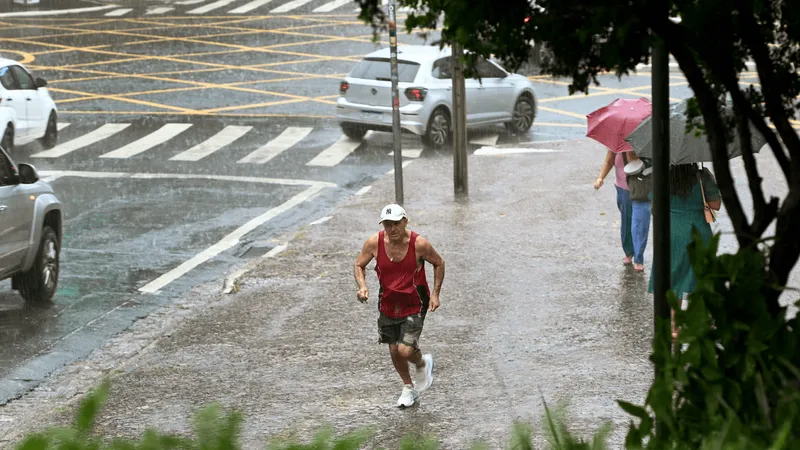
[56,110,337,118]
[50,87,201,113]
[538,106,587,120]
[0,49,35,64]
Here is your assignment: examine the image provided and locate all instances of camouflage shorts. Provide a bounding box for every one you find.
[377,312,426,348]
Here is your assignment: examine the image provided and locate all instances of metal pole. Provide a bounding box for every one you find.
[388,2,403,205]
[652,40,671,355]
[452,42,468,198]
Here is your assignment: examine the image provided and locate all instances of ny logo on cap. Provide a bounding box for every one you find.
[385,208,392,214]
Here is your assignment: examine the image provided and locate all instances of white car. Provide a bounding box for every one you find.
[0,58,58,152]
[336,45,537,148]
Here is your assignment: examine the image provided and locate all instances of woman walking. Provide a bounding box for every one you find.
[649,163,721,338]
[595,149,635,265]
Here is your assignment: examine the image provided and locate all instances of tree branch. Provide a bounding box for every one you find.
[652,24,754,246]
[733,99,779,238]
[737,5,800,175]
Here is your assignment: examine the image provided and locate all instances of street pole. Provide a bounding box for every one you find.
[388,2,403,205]
[652,39,671,356]
[451,42,468,198]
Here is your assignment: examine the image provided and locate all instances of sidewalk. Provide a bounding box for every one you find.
[0,138,655,449]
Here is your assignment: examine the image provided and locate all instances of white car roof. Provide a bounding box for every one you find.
[363,45,452,63]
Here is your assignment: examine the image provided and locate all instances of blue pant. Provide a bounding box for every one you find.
[631,200,651,264]
[615,186,635,258]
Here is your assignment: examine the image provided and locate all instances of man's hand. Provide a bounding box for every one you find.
[428,294,440,312]
[357,287,369,303]
[593,178,604,190]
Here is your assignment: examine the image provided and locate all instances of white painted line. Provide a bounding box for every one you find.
[387,149,423,158]
[176,0,206,4]
[146,7,175,14]
[37,170,337,189]
[127,172,336,188]
[469,134,500,146]
[387,160,414,174]
[306,135,363,166]
[100,123,193,159]
[188,0,237,14]
[0,5,115,17]
[310,216,332,225]
[229,0,275,13]
[355,185,372,196]
[140,185,326,294]
[313,0,351,12]
[271,0,315,13]
[56,122,70,131]
[526,139,568,144]
[170,125,252,161]
[473,147,559,156]
[105,8,133,16]
[263,244,288,258]
[237,127,311,164]
[31,123,130,158]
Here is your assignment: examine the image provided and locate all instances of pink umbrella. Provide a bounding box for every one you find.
[586,98,652,153]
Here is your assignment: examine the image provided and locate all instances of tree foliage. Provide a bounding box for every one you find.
[357,0,800,309]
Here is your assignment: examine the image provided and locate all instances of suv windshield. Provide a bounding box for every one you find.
[348,58,420,82]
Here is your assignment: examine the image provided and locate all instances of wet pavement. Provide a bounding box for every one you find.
[0,7,692,406]
[1,136,797,448]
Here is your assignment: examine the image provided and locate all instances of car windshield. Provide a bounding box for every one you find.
[348,58,420,82]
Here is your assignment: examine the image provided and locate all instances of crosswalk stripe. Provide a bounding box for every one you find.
[229,0,275,13]
[175,0,205,4]
[188,0,237,14]
[31,124,130,158]
[313,0,351,12]
[271,0,315,13]
[237,127,312,164]
[146,7,175,14]
[306,134,366,166]
[99,124,193,159]
[169,125,252,161]
[56,122,70,131]
[105,8,133,16]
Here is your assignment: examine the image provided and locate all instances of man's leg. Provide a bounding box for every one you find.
[389,344,415,385]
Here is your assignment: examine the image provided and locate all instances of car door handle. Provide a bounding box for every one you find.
[0,205,7,212]
[5,98,11,101]
[26,98,31,101]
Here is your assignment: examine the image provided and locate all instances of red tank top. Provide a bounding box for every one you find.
[375,231,431,318]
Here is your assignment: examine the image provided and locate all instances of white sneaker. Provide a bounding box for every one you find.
[415,354,434,393]
[396,384,419,407]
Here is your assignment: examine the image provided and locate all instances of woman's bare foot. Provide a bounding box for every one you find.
[623,256,633,265]
[634,263,644,272]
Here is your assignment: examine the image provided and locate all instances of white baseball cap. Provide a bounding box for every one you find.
[379,204,407,223]
[624,159,645,175]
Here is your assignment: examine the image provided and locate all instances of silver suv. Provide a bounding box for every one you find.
[0,146,61,303]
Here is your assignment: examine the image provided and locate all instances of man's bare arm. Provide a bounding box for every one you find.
[417,237,444,297]
[354,235,377,300]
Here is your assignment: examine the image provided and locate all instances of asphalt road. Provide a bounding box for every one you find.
[0,4,723,404]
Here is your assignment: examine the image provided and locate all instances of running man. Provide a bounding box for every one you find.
[354,204,445,407]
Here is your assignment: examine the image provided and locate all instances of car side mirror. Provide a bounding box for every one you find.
[35,77,47,88]
[18,163,39,184]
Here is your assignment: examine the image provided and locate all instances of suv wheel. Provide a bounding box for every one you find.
[12,226,60,304]
[506,95,536,134]
[1,125,13,152]
[421,108,451,149]
[341,124,367,140]
[39,111,58,149]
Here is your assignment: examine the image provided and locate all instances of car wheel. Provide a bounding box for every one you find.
[1,125,13,152]
[12,226,60,304]
[39,111,58,149]
[507,95,535,134]
[341,123,368,140]
[422,107,451,149]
